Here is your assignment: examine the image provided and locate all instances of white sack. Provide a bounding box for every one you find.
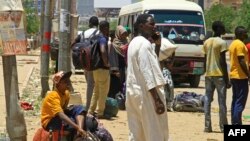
[158,38,178,61]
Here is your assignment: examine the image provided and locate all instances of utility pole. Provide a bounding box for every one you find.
[40,0,45,45]
[3,55,27,140]
[70,0,79,44]
[69,0,78,79]
[40,0,53,97]
[58,0,71,72]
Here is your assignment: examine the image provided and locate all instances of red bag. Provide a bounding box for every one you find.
[33,128,62,141]
[33,128,50,141]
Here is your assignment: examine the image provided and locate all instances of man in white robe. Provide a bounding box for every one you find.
[126,14,170,141]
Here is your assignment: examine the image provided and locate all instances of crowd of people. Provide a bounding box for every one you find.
[39,14,250,141]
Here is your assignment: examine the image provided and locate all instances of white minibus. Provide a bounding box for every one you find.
[119,0,206,87]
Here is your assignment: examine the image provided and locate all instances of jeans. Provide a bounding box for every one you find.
[84,70,94,111]
[231,79,249,125]
[204,76,228,131]
[88,69,110,116]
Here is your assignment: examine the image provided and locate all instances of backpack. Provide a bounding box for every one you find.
[172,92,204,112]
[72,30,100,70]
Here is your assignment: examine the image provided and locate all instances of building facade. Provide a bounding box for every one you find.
[77,0,132,17]
[189,0,243,10]
[77,0,95,17]
[220,0,243,9]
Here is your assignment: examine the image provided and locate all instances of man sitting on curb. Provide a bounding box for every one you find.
[41,71,87,138]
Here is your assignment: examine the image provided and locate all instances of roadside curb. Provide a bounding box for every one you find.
[19,52,40,97]
[20,66,35,97]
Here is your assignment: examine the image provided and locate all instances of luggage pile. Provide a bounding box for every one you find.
[172,91,205,112]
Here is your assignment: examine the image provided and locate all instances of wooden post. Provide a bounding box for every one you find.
[2,55,27,140]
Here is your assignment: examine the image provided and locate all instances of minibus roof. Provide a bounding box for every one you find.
[119,0,203,16]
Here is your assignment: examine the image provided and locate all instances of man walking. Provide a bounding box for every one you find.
[126,14,169,141]
[229,26,249,125]
[202,21,230,132]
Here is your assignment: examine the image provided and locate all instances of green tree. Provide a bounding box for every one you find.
[236,0,250,31]
[23,0,40,35]
[205,4,235,33]
[109,18,118,31]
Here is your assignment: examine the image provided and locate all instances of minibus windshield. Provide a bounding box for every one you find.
[147,10,205,44]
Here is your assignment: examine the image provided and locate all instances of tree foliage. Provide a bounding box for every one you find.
[205,4,235,33]
[23,0,40,35]
[205,0,250,33]
[236,0,250,31]
[109,18,118,31]
[25,8,40,34]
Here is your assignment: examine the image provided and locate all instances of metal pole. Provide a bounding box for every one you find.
[40,0,53,97]
[2,55,27,140]
[58,0,71,72]
[40,0,45,45]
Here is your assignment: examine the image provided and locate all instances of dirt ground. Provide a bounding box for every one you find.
[23,67,250,141]
[1,53,250,141]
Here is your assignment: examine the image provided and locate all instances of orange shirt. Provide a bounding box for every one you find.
[229,39,249,79]
[41,90,70,128]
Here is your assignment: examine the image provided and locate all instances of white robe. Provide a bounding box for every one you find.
[126,36,170,141]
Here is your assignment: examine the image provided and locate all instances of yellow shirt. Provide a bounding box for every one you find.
[41,90,70,128]
[229,39,249,79]
[202,37,228,76]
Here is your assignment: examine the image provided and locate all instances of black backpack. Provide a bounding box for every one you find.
[72,30,101,70]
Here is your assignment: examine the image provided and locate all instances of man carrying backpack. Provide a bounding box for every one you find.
[72,16,99,111]
[88,21,111,119]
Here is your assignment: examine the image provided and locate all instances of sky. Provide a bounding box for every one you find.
[94,0,132,8]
